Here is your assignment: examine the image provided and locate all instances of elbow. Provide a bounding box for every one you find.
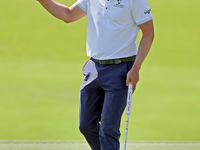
[63,8,73,23]
[144,31,154,43]
[151,32,155,42]
[63,16,74,23]
[152,31,155,42]
[148,29,155,42]
[63,17,73,23]
[64,20,72,24]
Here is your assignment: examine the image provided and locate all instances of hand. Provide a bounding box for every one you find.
[126,68,139,92]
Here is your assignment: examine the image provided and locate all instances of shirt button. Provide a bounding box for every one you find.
[106,7,108,9]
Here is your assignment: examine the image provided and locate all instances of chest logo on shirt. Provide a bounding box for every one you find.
[114,0,124,8]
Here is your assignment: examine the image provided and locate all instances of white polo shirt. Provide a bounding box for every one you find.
[76,0,153,60]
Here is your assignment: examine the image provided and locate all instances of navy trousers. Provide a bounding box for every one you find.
[79,59,134,150]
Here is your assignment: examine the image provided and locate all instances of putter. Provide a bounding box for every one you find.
[124,82,133,150]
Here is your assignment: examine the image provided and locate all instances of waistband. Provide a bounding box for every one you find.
[91,55,136,65]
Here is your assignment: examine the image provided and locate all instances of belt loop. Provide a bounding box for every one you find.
[99,60,103,64]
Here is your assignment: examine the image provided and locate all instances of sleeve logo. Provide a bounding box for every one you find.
[144,9,151,14]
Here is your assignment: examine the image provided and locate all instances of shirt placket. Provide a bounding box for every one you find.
[103,0,111,16]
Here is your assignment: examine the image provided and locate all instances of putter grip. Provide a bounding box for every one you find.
[126,83,133,115]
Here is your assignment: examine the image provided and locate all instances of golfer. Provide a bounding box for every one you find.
[37,0,154,149]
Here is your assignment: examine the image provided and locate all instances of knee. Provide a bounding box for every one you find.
[100,125,120,138]
[79,122,90,135]
[79,121,97,135]
[79,123,86,134]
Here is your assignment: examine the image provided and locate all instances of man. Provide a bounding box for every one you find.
[37,0,154,149]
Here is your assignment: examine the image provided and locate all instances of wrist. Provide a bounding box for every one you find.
[131,63,141,72]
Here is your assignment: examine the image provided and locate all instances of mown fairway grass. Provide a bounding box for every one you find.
[0,140,200,150]
[0,0,200,144]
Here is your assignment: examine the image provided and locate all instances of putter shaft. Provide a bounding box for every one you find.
[124,83,133,150]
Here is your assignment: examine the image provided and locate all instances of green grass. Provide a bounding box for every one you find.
[0,60,199,141]
[0,59,83,140]
[0,140,200,150]
[0,0,200,143]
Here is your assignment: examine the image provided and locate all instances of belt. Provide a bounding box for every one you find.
[91,55,136,65]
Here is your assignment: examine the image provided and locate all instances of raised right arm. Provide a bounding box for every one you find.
[37,0,87,23]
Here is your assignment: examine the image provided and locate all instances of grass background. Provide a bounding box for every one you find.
[0,0,200,142]
[1,140,200,150]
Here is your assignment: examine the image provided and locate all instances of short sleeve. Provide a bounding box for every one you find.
[130,0,153,25]
[76,0,88,13]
